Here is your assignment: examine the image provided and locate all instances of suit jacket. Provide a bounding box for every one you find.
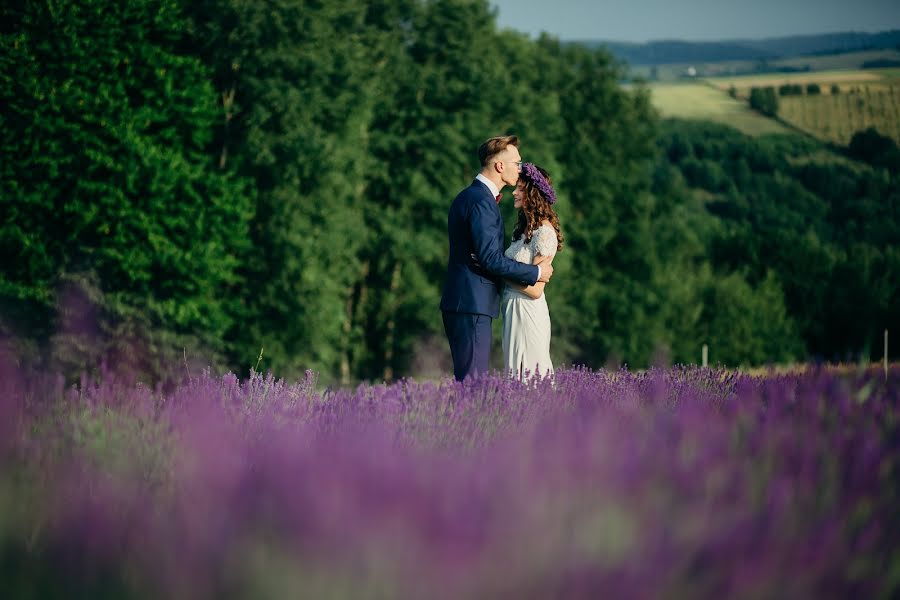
[440,179,539,317]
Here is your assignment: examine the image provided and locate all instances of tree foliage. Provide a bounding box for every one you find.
[1,0,252,376]
[749,86,779,117]
[660,120,899,363]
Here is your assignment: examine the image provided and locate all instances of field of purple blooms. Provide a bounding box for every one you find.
[1,357,898,599]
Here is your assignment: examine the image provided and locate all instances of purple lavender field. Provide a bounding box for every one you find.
[1,358,898,599]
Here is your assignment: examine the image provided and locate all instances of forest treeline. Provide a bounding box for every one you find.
[2,0,898,383]
[595,30,900,66]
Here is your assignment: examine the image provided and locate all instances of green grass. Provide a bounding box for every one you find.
[779,86,900,144]
[646,82,792,136]
[707,69,900,144]
[642,65,900,143]
[872,67,900,82]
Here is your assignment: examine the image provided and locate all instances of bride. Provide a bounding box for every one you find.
[502,163,563,379]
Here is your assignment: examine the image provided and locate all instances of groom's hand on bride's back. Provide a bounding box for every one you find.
[469,252,485,273]
[535,255,553,282]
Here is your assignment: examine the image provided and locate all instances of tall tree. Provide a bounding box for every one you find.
[357,0,518,381]
[541,40,679,368]
[0,0,252,375]
[661,119,899,363]
[185,0,393,380]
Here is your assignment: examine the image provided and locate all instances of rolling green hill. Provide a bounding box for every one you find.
[645,67,900,144]
[646,82,792,136]
[581,30,900,66]
[710,69,900,144]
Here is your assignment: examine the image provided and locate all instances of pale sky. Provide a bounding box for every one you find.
[490,0,900,42]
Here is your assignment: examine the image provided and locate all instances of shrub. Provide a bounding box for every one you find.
[749,86,779,117]
[779,83,804,96]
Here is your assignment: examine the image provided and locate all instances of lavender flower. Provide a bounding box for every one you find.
[521,162,557,205]
[1,363,897,598]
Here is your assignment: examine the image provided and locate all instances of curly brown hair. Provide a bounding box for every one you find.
[512,165,563,252]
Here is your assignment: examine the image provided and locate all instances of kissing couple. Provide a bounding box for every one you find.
[440,135,563,381]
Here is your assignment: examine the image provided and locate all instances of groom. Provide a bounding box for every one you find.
[440,135,553,381]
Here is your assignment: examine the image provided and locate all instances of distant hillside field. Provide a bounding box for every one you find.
[646,82,792,136]
[709,69,900,144]
[779,87,900,144]
[644,67,900,144]
[629,50,900,83]
[709,70,886,91]
[587,30,900,67]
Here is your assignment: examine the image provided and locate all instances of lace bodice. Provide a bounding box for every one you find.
[504,224,558,264]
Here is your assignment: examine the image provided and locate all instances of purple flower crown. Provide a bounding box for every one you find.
[520,163,557,205]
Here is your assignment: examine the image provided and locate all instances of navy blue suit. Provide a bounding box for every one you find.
[440,179,539,381]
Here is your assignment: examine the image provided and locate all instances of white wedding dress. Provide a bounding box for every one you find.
[501,224,557,379]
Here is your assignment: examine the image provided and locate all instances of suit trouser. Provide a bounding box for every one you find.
[442,311,492,381]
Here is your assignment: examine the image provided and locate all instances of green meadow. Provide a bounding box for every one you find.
[647,66,900,144]
[646,82,792,136]
[779,85,900,144]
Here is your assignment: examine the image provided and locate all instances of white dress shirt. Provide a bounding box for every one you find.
[475,173,500,198]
